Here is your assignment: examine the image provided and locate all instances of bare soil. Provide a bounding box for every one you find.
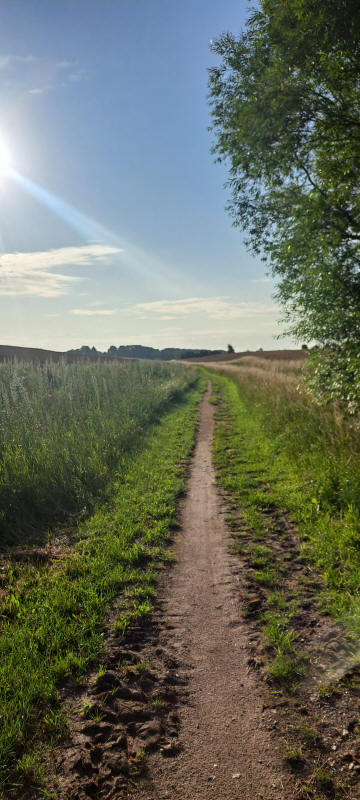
[48,384,292,799]
[133,382,291,799]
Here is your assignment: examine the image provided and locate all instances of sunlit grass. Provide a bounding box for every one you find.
[0,358,195,543]
[208,368,360,637]
[0,376,203,792]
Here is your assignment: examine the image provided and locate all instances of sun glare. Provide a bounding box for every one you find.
[0,137,12,175]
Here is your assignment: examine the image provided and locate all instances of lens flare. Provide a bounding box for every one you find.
[0,138,12,174]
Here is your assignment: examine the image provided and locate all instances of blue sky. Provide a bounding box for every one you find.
[0,0,295,352]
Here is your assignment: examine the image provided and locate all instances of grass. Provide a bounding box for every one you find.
[0,375,204,794]
[283,745,303,766]
[0,358,195,544]
[207,365,360,641]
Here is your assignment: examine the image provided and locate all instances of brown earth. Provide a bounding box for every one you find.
[185,349,308,363]
[132,382,292,800]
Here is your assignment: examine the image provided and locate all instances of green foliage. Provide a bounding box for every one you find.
[283,745,302,765]
[209,369,360,636]
[0,359,195,543]
[208,1,360,403]
[0,378,202,792]
[306,345,360,414]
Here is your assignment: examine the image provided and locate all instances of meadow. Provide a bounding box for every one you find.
[0,357,201,794]
[3,351,360,795]
[206,357,360,679]
[0,358,194,544]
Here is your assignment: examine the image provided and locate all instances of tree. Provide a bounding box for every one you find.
[227,344,235,353]
[208,0,360,406]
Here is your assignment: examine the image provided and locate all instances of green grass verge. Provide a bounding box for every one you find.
[0,377,204,794]
[207,370,360,640]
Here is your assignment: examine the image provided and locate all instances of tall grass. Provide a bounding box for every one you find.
[0,379,203,792]
[207,361,360,632]
[0,358,194,544]
[227,358,360,513]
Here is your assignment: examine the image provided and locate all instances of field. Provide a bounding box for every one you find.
[184,348,309,363]
[0,358,195,544]
[1,353,360,798]
[0,358,202,794]
[206,356,360,633]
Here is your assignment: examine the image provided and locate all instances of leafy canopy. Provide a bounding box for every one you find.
[208,0,360,359]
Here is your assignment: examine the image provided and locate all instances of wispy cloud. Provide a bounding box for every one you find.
[56,60,77,70]
[133,297,279,321]
[0,52,86,94]
[71,308,116,316]
[0,54,37,69]
[0,244,121,297]
[68,71,86,83]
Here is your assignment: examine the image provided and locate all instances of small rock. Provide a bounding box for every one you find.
[160,742,178,757]
[232,773,241,779]
[342,729,349,738]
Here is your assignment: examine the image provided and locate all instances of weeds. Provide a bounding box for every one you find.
[283,745,303,766]
[297,724,322,744]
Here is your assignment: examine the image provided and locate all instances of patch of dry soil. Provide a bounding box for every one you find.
[134,383,291,799]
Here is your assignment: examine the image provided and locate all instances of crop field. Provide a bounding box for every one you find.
[0,358,202,795]
[0,358,196,544]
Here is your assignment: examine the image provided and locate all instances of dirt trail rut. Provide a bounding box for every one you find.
[136,383,289,799]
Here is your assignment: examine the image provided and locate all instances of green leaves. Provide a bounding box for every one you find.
[208,0,360,406]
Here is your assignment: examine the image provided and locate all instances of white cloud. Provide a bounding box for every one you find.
[0,244,121,297]
[71,308,116,316]
[57,60,76,69]
[133,296,279,321]
[68,72,84,83]
[28,87,45,95]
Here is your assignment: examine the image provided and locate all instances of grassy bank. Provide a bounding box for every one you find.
[0,359,194,544]
[0,376,203,795]
[208,364,360,639]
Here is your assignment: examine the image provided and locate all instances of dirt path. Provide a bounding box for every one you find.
[135,383,290,799]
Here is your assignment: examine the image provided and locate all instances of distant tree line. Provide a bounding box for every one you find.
[68,345,226,361]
